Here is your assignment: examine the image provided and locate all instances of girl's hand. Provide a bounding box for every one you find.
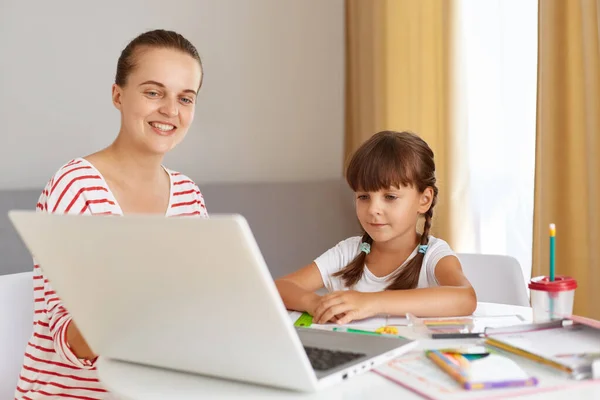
[304,294,343,323]
[312,290,378,325]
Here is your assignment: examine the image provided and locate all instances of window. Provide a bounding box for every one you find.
[457,0,538,283]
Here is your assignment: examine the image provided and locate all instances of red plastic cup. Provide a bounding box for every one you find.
[528,276,577,322]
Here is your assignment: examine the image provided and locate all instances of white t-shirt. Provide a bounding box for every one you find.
[314,235,457,292]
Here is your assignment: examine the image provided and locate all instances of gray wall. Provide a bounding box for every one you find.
[1,182,361,278]
[0,190,37,275]
[0,0,345,189]
[0,1,351,278]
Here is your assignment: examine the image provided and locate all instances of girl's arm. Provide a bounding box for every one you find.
[375,255,477,317]
[275,262,324,316]
[313,256,477,324]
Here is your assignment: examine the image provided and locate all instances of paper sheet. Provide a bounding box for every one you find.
[489,324,600,362]
[308,315,408,331]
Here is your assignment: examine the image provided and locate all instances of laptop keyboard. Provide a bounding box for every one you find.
[303,346,366,371]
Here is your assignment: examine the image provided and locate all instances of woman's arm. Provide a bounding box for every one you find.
[39,265,98,365]
[38,170,100,364]
[66,321,96,360]
[275,262,324,316]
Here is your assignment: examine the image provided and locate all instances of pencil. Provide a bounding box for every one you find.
[549,223,556,281]
[550,223,556,319]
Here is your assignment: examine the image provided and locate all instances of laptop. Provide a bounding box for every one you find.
[8,211,417,392]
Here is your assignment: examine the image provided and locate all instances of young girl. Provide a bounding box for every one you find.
[275,130,477,325]
[16,30,207,399]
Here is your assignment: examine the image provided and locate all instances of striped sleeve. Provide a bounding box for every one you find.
[169,172,209,217]
[195,184,208,218]
[45,160,109,215]
[40,269,95,369]
[34,160,104,369]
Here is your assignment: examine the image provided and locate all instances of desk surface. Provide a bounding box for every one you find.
[97,303,599,399]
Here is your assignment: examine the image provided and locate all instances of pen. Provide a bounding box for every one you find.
[431,332,484,339]
[332,327,380,336]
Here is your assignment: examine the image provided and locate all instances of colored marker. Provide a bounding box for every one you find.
[332,327,405,339]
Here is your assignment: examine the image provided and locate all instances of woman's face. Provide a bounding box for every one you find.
[112,47,202,155]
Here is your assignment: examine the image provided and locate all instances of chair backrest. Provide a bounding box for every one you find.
[0,271,33,399]
[457,253,530,307]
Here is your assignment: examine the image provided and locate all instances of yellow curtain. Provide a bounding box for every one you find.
[533,0,600,318]
[345,0,462,242]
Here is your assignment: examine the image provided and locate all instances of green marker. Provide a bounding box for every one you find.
[333,327,405,339]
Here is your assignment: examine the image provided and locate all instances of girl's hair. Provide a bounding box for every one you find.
[115,29,203,89]
[333,130,438,290]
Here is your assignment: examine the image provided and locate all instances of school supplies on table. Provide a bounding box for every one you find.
[406,313,527,339]
[293,312,408,330]
[529,275,577,322]
[376,325,399,335]
[527,224,578,322]
[374,349,600,400]
[485,317,600,380]
[425,349,538,390]
[332,326,406,339]
[549,223,556,281]
[293,312,313,327]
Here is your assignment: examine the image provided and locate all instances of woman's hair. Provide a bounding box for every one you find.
[333,130,438,290]
[115,29,203,88]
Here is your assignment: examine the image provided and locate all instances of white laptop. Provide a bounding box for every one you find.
[8,211,417,392]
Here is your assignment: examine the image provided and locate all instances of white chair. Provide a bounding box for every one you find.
[457,253,530,307]
[0,272,33,399]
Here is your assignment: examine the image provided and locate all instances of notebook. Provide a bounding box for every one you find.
[485,317,600,380]
[425,348,538,390]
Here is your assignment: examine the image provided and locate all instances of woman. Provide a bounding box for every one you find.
[16,29,207,399]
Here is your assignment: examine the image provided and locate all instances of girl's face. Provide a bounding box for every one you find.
[112,47,202,155]
[355,185,433,245]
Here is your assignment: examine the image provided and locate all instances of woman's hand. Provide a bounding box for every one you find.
[312,290,378,325]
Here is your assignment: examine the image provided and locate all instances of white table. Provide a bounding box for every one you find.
[97,303,599,399]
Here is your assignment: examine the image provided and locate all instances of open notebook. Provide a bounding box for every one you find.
[486,317,600,380]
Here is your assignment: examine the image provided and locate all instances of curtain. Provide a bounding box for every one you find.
[533,0,600,318]
[345,0,461,242]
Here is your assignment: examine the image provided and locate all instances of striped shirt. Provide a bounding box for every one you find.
[15,158,208,399]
